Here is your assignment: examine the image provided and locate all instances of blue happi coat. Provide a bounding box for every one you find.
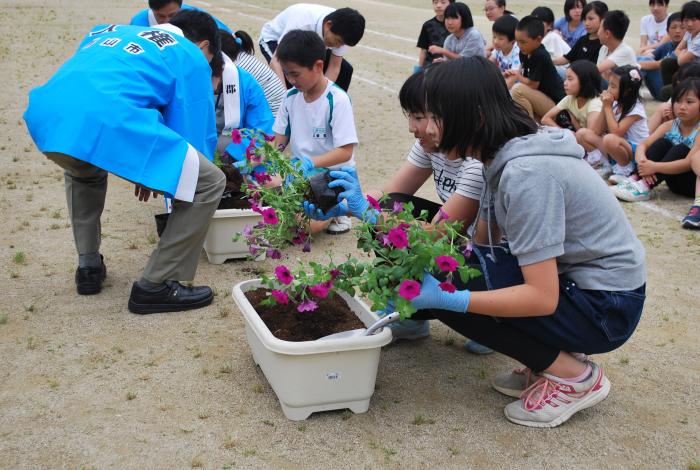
[24,24,216,201]
[130,4,233,33]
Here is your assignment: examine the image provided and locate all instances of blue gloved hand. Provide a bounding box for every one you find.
[291,156,315,177]
[411,272,471,313]
[328,167,378,223]
[233,159,251,175]
[302,200,348,220]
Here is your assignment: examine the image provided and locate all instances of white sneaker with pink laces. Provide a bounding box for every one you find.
[504,361,611,428]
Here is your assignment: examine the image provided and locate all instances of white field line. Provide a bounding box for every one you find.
[637,201,683,221]
[358,44,415,61]
[354,76,398,94]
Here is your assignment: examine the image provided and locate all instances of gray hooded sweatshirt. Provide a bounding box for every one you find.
[480,127,646,291]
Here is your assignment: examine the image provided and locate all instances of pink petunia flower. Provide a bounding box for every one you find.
[267,249,282,260]
[250,201,262,214]
[270,289,289,304]
[329,269,341,279]
[461,242,473,259]
[392,200,404,214]
[387,227,409,249]
[274,265,294,285]
[262,207,278,225]
[439,281,456,293]
[263,133,275,142]
[242,225,253,237]
[309,283,330,298]
[291,229,308,245]
[366,195,382,211]
[254,172,271,185]
[438,207,450,221]
[297,299,318,312]
[380,234,391,247]
[231,129,242,144]
[435,255,459,272]
[398,279,421,301]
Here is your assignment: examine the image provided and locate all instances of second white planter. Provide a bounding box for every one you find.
[232,279,393,420]
[203,208,262,264]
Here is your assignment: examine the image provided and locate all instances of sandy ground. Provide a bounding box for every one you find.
[0,0,699,468]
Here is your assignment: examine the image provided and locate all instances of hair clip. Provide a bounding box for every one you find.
[629,69,641,81]
[234,36,242,45]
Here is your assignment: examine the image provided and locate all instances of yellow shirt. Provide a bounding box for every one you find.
[557,95,603,128]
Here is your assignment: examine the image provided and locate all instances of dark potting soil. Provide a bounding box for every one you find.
[245,288,365,342]
[217,164,252,210]
[218,193,251,210]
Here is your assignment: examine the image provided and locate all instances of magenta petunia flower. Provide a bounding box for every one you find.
[438,207,450,221]
[242,225,253,237]
[439,281,456,293]
[231,129,242,144]
[398,279,421,300]
[251,201,262,214]
[254,172,271,185]
[461,242,473,259]
[245,138,257,160]
[392,200,404,214]
[292,229,308,246]
[274,265,294,285]
[387,227,409,249]
[329,269,341,279]
[435,255,459,272]
[366,195,382,211]
[270,289,289,304]
[322,279,334,290]
[263,133,275,142]
[262,207,278,225]
[380,234,391,247]
[267,249,282,260]
[309,283,330,298]
[297,299,318,312]
[302,239,311,253]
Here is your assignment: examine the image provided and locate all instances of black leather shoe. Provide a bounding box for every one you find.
[128,281,213,314]
[75,256,106,295]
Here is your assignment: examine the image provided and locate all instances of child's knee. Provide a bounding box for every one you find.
[601,133,620,150]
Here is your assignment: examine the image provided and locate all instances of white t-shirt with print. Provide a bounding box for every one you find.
[613,99,649,145]
[406,140,483,202]
[640,14,668,46]
[260,3,347,57]
[273,80,357,169]
[491,44,521,72]
[683,31,700,59]
[597,43,639,68]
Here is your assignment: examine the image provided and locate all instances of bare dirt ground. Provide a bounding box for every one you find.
[0,0,698,468]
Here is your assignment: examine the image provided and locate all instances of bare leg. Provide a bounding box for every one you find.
[602,134,634,166]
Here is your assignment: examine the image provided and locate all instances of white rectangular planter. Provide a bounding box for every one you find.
[232,279,393,420]
[203,208,262,264]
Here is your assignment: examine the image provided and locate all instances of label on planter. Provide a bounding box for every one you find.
[325,372,341,381]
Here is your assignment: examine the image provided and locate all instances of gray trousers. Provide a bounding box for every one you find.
[45,152,225,283]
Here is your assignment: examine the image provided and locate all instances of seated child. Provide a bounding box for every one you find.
[130,0,232,32]
[428,2,486,59]
[532,6,571,58]
[650,62,700,131]
[554,0,588,47]
[417,0,455,68]
[597,10,639,82]
[542,61,604,149]
[683,149,700,228]
[661,1,700,98]
[554,1,608,66]
[639,0,671,56]
[272,30,358,235]
[508,16,566,121]
[583,66,649,181]
[639,13,685,101]
[613,77,700,203]
[490,15,521,88]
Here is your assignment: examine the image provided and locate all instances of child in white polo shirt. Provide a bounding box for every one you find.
[273,30,359,234]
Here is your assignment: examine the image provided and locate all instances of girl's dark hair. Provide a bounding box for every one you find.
[672,77,700,105]
[170,10,223,77]
[399,70,426,114]
[445,2,474,29]
[150,0,182,9]
[611,65,642,119]
[531,6,555,26]
[492,14,518,41]
[564,0,587,21]
[582,1,608,19]
[220,29,254,60]
[425,56,537,163]
[569,60,602,99]
[673,61,700,89]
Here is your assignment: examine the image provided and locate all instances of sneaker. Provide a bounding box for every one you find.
[593,161,612,180]
[613,180,650,202]
[464,340,494,355]
[326,215,352,235]
[75,255,106,295]
[388,319,430,342]
[503,362,611,428]
[682,205,700,229]
[492,367,538,398]
[608,173,628,185]
[128,281,214,314]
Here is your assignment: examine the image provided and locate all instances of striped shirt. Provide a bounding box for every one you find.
[407,140,484,202]
[235,52,286,117]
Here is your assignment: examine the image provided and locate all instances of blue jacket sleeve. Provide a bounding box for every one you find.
[225,69,274,160]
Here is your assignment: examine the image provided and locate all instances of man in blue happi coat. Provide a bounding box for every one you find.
[24,11,227,315]
[130,0,232,34]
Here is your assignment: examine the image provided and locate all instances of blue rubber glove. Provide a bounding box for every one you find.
[328,167,378,223]
[302,200,348,220]
[291,156,315,177]
[233,159,251,175]
[411,272,471,313]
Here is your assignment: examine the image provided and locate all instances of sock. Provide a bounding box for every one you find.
[695,195,700,206]
[560,363,592,383]
[613,162,635,177]
[137,278,166,292]
[78,252,102,268]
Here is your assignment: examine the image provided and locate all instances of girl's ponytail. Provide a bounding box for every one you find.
[613,65,642,119]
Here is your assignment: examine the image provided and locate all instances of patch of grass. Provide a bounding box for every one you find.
[219,306,232,318]
[688,461,700,470]
[198,412,210,420]
[146,233,157,245]
[12,251,26,265]
[680,416,689,425]
[218,364,232,374]
[25,193,33,202]
[297,424,307,432]
[478,369,487,380]
[251,384,264,394]
[128,242,139,250]
[112,345,124,354]
[191,455,203,468]
[444,337,455,346]
[619,356,629,365]
[261,419,274,426]
[412,414,435,425]
[368,441,396,462]
[10,271,19,279]
[26,336,37,350]
[48,379,59,389]
[448,446,460,456]
[0,314,7,325]
[49,223,61,230]
[51,209,61,219]
[341,410,353,421]
[242,449,256,457]
[223,435,237,449]
[25,304,35,313]
[126,391,137,401]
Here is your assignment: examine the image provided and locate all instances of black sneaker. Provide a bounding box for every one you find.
[128,281,214,314]
[75,256,106,295]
